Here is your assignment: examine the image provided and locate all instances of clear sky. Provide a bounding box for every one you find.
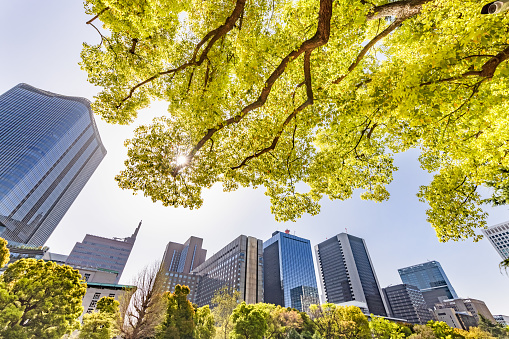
[1,0,508,314]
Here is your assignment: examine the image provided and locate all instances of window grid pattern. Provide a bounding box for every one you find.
[0,84,106,246]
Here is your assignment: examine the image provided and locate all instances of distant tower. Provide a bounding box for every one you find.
[65,221,141,283]
[264,231,319,312]
[315,233,388,316]
[0,83,106,246]
[482,221,509,259]
[398,261,458,309]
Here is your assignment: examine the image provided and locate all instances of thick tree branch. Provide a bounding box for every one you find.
[231,50,314,170]
[421,45,509,86]
[129,38,139,54]
[172,0,333,176]
[116,0,246,107]
[367,0,431,21]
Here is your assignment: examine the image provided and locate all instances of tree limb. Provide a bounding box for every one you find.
[366,0,432,21]
[231,50,314,170]
[86,7,110,25]
[172,0,333,176]
[116,0,247,107]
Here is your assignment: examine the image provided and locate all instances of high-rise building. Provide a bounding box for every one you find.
[160,236,207,303]
[263,230,319,312]
[161,236,207,274]
[398,261,458,309]
[382,284,433,324]
[65,221,141,283]
[314,233,388,316]
[0,83,106,246]
[192,235,263,307]
[482,221,509,259]
[434,298,496,324]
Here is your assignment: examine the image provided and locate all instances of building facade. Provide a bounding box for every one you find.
[482,221,509,259]
[434,298,496,324]
[192,235,263,307]
[398,261,458,308]
[0,244,48,273]
[82,282,134,318]
[434,308,477,330]
[315,233,388,316]
[494,315,509,326]
[382,284,433,324]
[160,236,207,303]
[0,83,106,246]
[65,221,141,283]
[263,230,319,312]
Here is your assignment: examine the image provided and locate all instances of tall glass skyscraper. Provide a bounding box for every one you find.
[263,230,319,312]
[315,233,388,316]
[398,261,458,308]
[0,83,106,246]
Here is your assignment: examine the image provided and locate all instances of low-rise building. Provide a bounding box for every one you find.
[435,298,495,324]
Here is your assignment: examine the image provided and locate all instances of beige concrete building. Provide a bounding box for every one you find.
[435,298,496,323]
[192,235,263,307]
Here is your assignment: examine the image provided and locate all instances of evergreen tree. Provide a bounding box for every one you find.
[157,284,195,339]
[0,258,86,339]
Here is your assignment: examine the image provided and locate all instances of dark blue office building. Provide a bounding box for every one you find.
[0,84,106,246]
[398,261,458,309]
[263,230,319,312]
[315,233,388,316]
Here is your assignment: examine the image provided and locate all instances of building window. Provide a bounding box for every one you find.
[89,300,97,308]
[109,293,115,298]
[93,292,101,300]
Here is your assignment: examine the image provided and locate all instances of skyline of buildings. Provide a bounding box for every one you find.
[314,233,388,316]
[263,230,319,312]
[0,83,106,246]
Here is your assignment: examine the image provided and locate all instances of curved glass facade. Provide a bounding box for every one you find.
[0,83,106,246]
[263,231,319,311]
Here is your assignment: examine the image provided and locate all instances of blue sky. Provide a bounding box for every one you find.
[1,0,508,314]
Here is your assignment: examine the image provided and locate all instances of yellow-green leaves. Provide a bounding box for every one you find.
[84,0,509,241]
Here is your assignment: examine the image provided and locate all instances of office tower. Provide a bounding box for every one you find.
[160,236,207,303]
[0,83,106,246]
[434,298,496,324]
[82,282,135,317]
[65,221,141,283]
[263,230,319,312]
[398,261,458,309]
[382,284,433,324]
[161,236,207,274]
[482,221,509,259]
[315,233,388,316]
[193,235,263,307]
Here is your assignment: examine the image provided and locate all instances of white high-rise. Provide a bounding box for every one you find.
[482,221,509,259]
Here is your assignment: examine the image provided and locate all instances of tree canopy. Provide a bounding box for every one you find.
[0,258,86,339]
[82,0,509,241]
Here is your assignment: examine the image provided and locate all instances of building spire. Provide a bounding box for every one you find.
[125,220,142,244]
